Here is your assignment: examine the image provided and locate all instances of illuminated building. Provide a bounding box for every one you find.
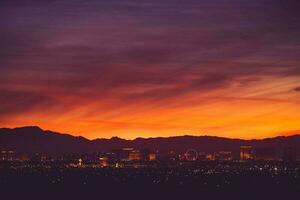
[129,150,141,161]
[240,146,254,160]
[121,147,134,161]
[148,153,157,161]
[0,150,15,161]
[219,151,232,161]
[206,153,215,161]
[99,157,109,167]
[78,158,83,167]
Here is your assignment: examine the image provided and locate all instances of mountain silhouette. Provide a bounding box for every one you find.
[1,126,300,159]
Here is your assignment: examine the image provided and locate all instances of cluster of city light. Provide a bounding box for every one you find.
[0,145,273,168]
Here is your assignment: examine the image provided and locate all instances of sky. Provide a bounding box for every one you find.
[0,0,300,139]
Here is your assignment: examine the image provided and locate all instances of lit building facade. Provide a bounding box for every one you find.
[219,151,232,161]
[99,157,109,167]
[148,153,157,161]
[240,146,254,160]
[128,150,142,161]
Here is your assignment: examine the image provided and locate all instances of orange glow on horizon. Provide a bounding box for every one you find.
[1,0,300,141]
[1,76,300,140]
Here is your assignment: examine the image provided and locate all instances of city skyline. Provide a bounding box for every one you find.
[1,0,300,139]
[1,126,299,159]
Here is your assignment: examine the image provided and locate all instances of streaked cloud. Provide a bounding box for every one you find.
[0,0,299,138]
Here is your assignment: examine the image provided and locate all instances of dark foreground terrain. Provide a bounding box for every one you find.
[1,161,300,199]
[2,126,300,160]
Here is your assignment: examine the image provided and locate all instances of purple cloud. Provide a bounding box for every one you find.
[0,0,300,118]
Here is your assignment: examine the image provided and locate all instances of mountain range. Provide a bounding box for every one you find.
[1,126,300,159]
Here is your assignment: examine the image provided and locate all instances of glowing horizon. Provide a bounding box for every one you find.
[1,0,300,140]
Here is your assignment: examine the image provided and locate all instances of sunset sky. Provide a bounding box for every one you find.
[0,0,300,139]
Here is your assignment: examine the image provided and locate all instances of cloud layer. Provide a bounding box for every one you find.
[0,0,300,138]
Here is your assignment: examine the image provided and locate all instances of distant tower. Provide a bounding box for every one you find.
[78,158,83,167]
[99,157,109,167]
[240,146,254,160]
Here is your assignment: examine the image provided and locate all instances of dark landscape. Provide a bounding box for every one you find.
[1,126,300,158]
[1,126,300,198]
